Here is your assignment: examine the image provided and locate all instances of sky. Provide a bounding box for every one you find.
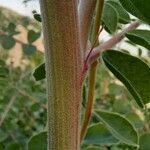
[0,0,40,17]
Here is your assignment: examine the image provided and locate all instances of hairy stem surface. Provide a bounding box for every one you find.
[40,1,82,149]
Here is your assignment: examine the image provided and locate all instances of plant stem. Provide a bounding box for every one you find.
[80,60,98,141]
[91,0,104,44]
[40,1,82,150]
[80,21,140,141]
[80,0,104,141]
[87,21,141,66]
[78,0,96,52]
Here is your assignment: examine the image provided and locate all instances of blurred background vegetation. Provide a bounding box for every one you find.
[0,2,150,150]
[0,5,46,150]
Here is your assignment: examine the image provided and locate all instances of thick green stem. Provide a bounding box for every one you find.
[40,1,82,150]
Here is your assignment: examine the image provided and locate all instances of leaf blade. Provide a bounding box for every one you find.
[0,35,16,50]
[22,44,36,55]
[28,132,47,150]
[84,123,119,145]
[107,0,130,24]
[27,30,41,44]
[33,63,45,81]
[139,133,150,150]
[102,50,150,108]
[102,2,119,33]
[126,29,150,50]
[95,110,139,147]
[119,0,150,24]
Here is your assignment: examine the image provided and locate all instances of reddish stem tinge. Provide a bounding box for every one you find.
[86,21,141,67]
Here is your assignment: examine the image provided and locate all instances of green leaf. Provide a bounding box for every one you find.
[110,146,123,150]
[33,13,42,22]
[0,35,15,50]
[5,143,23,150]
[8,22,16,32]
[31,103,41,111]
[107,0,130,24]
[28,132,47,150]
[139,133,150,150]
[0,67,9,78]
[0,79,8,87]
[0,77,9,88]
[83,146,103,150]
[7,22,19,36]
[95,110,139,147]
[0,60,5,66]
[22,44,36,55]
[0,143,4,150]
[125,112,144,129]
[102,2,119,33]
[84,123,119,145]
[126,30,150,50]
[102,50,150,108]
[0,129,8,142]
[113,99,131,114]
[27,30,40,43]
[33,63,45,81]
[119,0,150,24]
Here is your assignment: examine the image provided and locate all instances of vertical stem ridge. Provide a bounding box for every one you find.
[91,0,104,44]
[78,0,96,52]
[40,1,82,149]
[80,61,98,141]
[80,0,104,142]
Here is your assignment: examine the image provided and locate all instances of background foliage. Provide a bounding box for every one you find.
[0,6,46,150]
